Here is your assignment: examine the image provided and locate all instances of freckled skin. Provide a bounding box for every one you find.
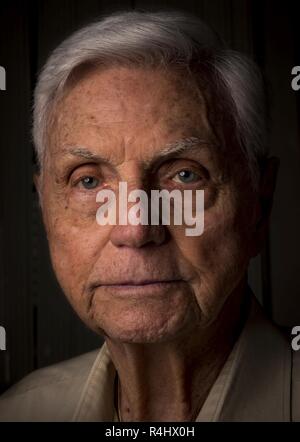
[36,65,278,421]
[38,66,260,343]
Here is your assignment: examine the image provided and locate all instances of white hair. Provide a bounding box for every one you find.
[33,10,268,186]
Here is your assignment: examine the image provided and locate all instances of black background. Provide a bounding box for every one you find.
[0,0,300,392]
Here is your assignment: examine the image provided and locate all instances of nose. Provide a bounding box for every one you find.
[108,173,167,248]
[110,223,167,248]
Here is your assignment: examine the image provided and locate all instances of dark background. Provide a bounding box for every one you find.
[0,0,300,392]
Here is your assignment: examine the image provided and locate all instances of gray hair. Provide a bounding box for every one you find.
[33,10,268,186]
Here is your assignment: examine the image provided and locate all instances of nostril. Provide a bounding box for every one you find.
[110,223,167,248]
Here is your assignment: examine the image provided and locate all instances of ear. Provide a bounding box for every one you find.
[251,156,280,256]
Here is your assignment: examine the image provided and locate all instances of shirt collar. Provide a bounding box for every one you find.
[197,298,291,421]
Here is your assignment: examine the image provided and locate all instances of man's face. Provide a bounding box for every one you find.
[39,66,258,343]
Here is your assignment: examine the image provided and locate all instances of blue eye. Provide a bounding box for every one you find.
[80,176,99,189]
[173,170,199,184]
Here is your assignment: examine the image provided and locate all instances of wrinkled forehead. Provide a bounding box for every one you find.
[45,65,231,167]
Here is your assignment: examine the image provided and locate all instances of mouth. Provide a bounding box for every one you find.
[98,279,185,296]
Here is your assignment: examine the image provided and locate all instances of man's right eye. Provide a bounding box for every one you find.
[79,176,100,190]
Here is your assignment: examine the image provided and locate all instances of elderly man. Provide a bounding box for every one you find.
[0,10,299,422]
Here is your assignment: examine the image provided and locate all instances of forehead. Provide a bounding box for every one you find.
[48,65,220,163]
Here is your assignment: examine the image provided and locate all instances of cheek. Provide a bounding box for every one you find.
[170,202,252,317]
[44,200,111,305]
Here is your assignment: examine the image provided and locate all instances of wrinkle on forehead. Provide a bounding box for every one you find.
[47,65,221,167]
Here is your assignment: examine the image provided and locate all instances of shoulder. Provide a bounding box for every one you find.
[3,349,100,395]
[0,347,101,422]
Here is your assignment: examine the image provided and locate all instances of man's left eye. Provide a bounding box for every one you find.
[80,176,100,189]
[172,170,200,184]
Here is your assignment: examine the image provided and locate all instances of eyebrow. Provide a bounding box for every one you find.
[147,137,214,169]
[63,146,106,162]
[159,137,210,156]
[62,136,215,168]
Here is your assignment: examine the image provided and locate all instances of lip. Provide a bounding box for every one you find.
[103,279,182,286]
[99,280,184,296]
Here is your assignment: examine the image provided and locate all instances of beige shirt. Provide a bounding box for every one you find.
[0,298,299,422]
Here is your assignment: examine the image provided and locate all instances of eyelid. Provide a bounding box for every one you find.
[162,162,209,181]
[71,175,101,189]
[153,160,209,191]
[60,160,101,182]
[68,163,103,184]
[171,170,202,183]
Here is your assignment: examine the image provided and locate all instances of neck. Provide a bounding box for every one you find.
[106,280,250,422]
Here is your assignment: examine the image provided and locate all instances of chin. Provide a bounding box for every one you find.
[80,282,199,343]
[100,326,185,344]
[90,301,197,344]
